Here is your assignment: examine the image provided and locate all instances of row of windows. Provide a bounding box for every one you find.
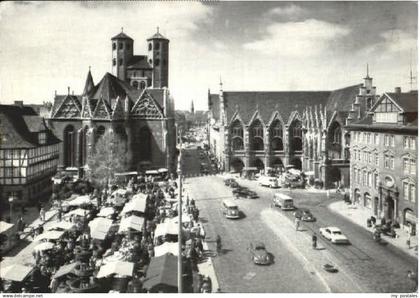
[112,42,131,51]
[403,182,416,203]
[0,158,58,181]
[353,168,379,189]
[355,132,380,145]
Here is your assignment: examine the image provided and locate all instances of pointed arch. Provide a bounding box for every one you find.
[250,118,264,151]
[63,125,76,167]
[328,121,342,159]
[270,118,284,151]
[230,118,244,151]
[289,119,303,153]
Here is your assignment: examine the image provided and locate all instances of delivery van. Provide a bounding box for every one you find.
[272,193,295,210]
[258,176,279,188]
[221,199,240,219]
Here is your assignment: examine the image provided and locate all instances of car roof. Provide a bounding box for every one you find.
[254,242,265,248]
[327,227,341,232]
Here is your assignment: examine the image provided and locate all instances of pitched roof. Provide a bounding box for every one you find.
[50,95,82,118]
[0,105,60,148]
[82,69,95,96]
[326,84,361,112]
[127,55,152,70]
[223,91,331,125]
[385,91,418,112]
[111,32,133,40]
[209,94,220,121]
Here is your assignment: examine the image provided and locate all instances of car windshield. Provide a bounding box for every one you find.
[332,231,342,235]
[228,206,238,210]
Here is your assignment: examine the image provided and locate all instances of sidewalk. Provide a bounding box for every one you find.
[329,201,418,258]
[261,208,365,293]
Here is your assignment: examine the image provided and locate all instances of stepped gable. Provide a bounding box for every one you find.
[223,91,331,125]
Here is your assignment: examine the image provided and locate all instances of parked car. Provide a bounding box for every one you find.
[258,176,279,188]
[319,227,350,244]
[229,181,240,188]
[249,242,271,265]
[294,208,316,222]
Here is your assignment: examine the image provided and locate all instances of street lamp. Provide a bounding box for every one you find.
[8,196,14,223]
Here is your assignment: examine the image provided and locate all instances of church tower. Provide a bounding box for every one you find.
[147,28,169,88]
[190,100,195,115]
[111,28,134,82]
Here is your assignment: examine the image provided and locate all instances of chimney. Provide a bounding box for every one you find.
[67,86,70,95]
[14,100,24,108]
[395,87,401,93]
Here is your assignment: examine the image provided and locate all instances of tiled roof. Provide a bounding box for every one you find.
[147,32,168,40]
[82,69,95,96]
[146,89,164,107]
[326,84,362,112]
[386,91,418,112]
[127,55,152,70]
[0,105,60,148]
[50,95,82,118]
[223,91,331,125]
[111,32,133,40]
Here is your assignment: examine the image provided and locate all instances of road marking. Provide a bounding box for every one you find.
[243,271,256,280]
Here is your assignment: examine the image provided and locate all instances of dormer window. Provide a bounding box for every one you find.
[39,132,47,145]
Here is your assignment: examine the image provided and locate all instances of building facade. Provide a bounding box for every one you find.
[208,73,376,188]
[47,30,176,175]
[0,103,60,206]
[346,89,418,233]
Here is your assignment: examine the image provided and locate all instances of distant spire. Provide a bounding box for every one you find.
[121,27,124,33]
[409,49,417,91]
[219,75,223,89]
[82,67,94,96]
[364,63,371,79]
[157,26,159,33]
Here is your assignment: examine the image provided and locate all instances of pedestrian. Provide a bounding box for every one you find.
[312,233,317,250]
[40,207,46,222]
[295,218,300,231]
[17,216,24,232]
[407,235,411,249]
[216,234,222,254]
[57,208,62,222]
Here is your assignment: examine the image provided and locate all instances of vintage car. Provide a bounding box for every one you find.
[249,242,271,265]
[319,227,350,244]
[294,208,316,222]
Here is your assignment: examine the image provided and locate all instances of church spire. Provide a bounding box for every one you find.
[190,100,195,115]
[82,66,94,96]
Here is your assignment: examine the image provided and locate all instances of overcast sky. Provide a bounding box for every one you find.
[0,1,417,110]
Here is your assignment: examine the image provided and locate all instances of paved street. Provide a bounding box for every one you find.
[182,147,418,293]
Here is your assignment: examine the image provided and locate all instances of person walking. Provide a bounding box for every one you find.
[216,234,222,255]
[312,233,318,249]
[40,207,46,222]
[295,217,300,231]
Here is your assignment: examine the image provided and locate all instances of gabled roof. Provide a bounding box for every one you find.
[384,91,418,113]
[50,95,82,118]
[0,105,60,148]
[127,55,152,70]
[111,32,133,40]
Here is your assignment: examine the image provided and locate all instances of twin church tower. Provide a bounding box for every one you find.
[111,28,169,89]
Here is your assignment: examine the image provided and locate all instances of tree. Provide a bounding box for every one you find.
[87,130,127,189]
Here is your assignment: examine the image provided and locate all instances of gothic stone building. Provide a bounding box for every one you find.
[47,30,176,174]
[346,88,417,232]
[208,73,377,188]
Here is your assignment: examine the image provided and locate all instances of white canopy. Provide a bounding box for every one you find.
[96,261,134,278]
[0,264,33,282]
[158,168,168,173]
[63,195,92,207]
[0,221,14,234]
[145,170,159,175]
[111,189,127,197]
[45,221,75,231]
[154,242,179,257]
[118,215,145,233]
[97,207,116,217]
[35,230,65,242]
[89,217,113,240]
[64,208,89,218]
[33,242,55,252]
[154,222,178,238]
[121,194,147,215]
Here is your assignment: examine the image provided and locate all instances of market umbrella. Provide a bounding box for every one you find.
[97,207,116,217]
[64,208,89,218]
[45,221,75,231]
[35,230,65,242]
[96,261,134,278]
[0,264,33,282]
[89,217,113,240]
[118,215,144,233]
[154,222,178,238]
[33,242,55,252]
[154,242,179,257]
[53,262,77,279]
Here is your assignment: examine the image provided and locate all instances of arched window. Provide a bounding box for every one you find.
[63,125,75,167]
[140,81,146,90]
[112,43,116,51]
[270,119,283,151]
[155,42,160,50]
[96,125,105,142]
[290,120,302,152]
[132,81,139,89]
[328,122,342,159]
[155,59,160,67]
[231,120,244,151]
[79,126,89,166]
[148,43,152,51]
[250,119,264,151]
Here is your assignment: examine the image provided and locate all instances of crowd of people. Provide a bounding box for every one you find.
[1,172,212,293]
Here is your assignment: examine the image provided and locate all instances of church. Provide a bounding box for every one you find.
[47,29,177,175]
[208,70,377,188]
